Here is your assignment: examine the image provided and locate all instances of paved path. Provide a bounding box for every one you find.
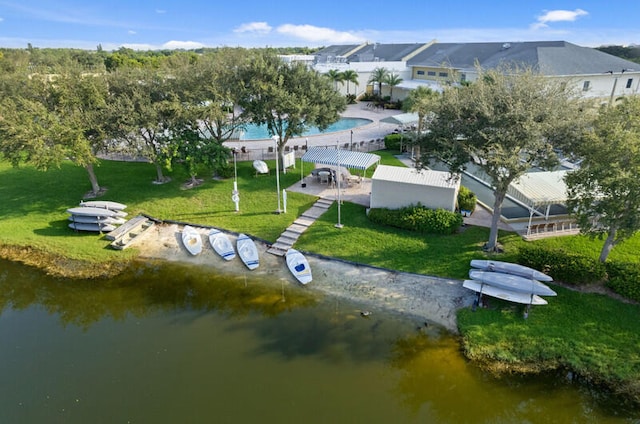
[266,198,334,256]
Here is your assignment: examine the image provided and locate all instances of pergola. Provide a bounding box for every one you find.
[301,147,381,176]
[507,170,569,226]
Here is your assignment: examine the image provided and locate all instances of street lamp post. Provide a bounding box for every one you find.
[232,149,239,212]
[272,135,282,214]
[335,141,343,229]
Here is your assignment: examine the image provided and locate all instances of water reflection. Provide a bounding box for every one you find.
[0,259,637,423]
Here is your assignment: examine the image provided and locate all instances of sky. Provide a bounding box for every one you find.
[0,1,638,50]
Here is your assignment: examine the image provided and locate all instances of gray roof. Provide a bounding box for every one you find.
[314,44,360,58]
[346,43,424,62]
[406,41,639,76]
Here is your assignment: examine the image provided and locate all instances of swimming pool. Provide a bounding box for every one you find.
[238,117,372,140]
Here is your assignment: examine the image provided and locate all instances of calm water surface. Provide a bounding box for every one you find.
[0,259,636,423]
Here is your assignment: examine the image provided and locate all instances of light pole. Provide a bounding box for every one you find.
[272,135,282,214]
[232,149,239,212]
[335,142,343,228]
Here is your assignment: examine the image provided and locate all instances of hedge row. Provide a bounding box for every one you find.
[368,204,463,235]
[517,244,640,302]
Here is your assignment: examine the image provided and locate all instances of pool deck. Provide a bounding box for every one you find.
[223,103,400,154]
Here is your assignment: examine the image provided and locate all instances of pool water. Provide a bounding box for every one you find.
[239,117,372,140]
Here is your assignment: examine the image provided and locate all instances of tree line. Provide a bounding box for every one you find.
[0,47,345,194]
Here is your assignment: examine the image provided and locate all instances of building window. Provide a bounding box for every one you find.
[438,72,448,78]
[460,73,467,82]
[427,71,436,76]
[416,70,425,75]
[582,81,590,91]
[626,78,633,89]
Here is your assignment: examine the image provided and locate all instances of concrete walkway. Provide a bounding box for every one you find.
[266,198,334,256]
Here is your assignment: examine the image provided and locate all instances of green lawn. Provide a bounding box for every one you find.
[1,153,639,403]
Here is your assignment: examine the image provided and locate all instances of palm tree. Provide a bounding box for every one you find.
[367,67,388,97]
[403,85,440,158]
[383,73,403,101]
[340,69,359,96]
[404,86,439,134]
[326,69,344,91]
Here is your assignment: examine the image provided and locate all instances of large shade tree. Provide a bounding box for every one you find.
[418,65,587,251]
[239,51,347,169]
[0,68,109,196]
[104,67,183,183]
[565,97,640,262]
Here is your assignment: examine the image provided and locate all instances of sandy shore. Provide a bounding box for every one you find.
[134,223,475,333]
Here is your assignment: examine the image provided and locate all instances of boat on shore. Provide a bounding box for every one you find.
[237,233,259,270]
[463,280,548,305]
[469,270,557,296]
[79,200,127,211]
[68,215,126,225]
[208,229,236,261]
[69,222,116,233]
[67,206,120,218]
[286,249,312,285]
[470,260,552,282]
[253,160,269,175]
[181,225,203,256]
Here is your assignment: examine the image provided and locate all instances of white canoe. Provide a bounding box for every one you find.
[469,270,557,297]
[237,233,259,270]
[67,207,119,218]
[253,160,269,174]
[68,215,126,225]
[181,225,203,256]
[69,222,116,233]
[79,200,127,211]
[470,259,552,282]
[286,249,312,285]
[463,280,548,305]
[208,229,236,261]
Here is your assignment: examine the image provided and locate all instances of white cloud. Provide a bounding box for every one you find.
[128,30,136,35]
[234,22,272,34]
[162,40,205,50]
[156,9,166,14]
[276,24,365,44]
[531,9,588,30]
[0,17,4,22]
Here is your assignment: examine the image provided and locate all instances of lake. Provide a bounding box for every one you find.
[0,259,636,423]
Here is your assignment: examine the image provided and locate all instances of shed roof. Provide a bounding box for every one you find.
[507,170,568,207]
[372,165,459,189]
[301,148,381,171]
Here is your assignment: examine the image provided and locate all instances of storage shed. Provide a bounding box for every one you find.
[370,165,460,211]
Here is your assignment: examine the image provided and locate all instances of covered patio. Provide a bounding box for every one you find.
[507,170,575,236]
[288,147,381,206]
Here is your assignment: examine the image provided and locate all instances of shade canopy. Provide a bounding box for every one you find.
[507,170,568,207]
[301,148,381,171]
[380,112,419,126]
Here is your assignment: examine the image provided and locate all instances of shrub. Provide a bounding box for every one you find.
[384,133,403,151]
[457,185,477,212]
[605,262,640,302]
[368,204,463,235]
[516,244,607,285]
[345,94,357,104]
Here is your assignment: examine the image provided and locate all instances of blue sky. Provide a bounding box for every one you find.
[0,1,638,50]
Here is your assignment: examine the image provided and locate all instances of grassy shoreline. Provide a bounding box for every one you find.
[1,155,639,405]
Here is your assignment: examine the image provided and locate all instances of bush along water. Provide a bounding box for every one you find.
[517,244,640,303]
[368,204,463,235]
